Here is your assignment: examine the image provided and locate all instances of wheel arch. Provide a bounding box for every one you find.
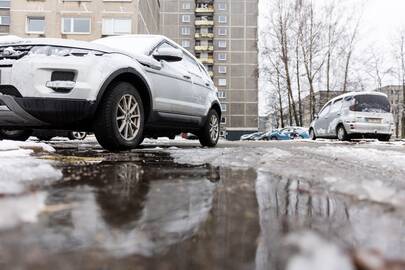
[210,101,222,119]
[96,68,153,122]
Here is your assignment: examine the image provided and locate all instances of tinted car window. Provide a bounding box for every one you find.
[350,95,390,113]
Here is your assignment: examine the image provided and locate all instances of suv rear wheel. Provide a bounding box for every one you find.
[94,82,144,151]
[199,109,220,147]
[68,132,87,141]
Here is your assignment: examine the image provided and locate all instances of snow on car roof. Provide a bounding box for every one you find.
[330,91,387,103]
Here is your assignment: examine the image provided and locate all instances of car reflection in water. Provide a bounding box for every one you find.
[50,160,218,257]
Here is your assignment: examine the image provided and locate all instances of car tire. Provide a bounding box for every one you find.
[199,109,220,147]
[0,129,32,141]
[94,82,144,151]
[378,135,391,142]
[68,132,87,141]
[309,128,316,140]
[270,136,278,141]
[337,125,349,141]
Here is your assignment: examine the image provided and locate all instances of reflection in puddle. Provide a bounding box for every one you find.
[0,151,404,269]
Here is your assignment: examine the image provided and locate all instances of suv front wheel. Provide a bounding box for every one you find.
[199,109,220,147]
[94,82,144,151]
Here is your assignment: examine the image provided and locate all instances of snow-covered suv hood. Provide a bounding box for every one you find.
[0,37,118,53]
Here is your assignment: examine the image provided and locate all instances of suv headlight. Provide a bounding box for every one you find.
[29,46,104,57]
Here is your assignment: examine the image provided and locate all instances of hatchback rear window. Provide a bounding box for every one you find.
[350,95,390,113]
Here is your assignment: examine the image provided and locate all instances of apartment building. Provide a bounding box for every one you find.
[0,0,10,35]
[160,0,259,140]
[376,85,405,138]
[9,0,160,40]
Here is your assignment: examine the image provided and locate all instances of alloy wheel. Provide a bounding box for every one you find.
[209,114,219,142]
[71,132,87,140]
[116,94,141,141]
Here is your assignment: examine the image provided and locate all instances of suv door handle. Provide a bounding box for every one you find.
[183,75,191,80]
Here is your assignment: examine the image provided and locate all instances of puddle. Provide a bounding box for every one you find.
[0,150,404,269]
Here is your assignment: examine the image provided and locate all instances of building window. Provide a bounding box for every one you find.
[218,28,227,36]
[0,0,10,9]
[218,53,227,61]
[218,78,227,86]
[218,3,227,11]
[0,15,10,26]
[218,40,227,48]
[26,17,45,33]
[182,15,191,23]
[181,27,190,35]
[181,40,191,48]
[182,2,191,9]
[102,18,132,35]
[221,117,227,124]
[217,91,226,98]
[62,17,91,34]
[218,66,227,74]
[221,103,227,112]
[218,15,227,23]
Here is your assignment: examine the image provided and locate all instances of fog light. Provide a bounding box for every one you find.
[46,81,75,92]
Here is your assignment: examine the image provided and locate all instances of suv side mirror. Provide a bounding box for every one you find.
[153,48,183,62]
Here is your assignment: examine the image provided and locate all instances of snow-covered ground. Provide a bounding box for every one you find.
[0,140,62,229]
[168,140,405,208]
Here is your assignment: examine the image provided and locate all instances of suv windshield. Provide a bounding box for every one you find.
[350,95,390,113]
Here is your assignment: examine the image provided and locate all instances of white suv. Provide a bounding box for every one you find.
[309,92,394,141]
[0,35,221,150]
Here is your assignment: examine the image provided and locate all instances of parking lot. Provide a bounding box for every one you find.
[1,137,405,270]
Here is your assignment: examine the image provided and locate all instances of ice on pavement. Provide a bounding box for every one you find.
[0,192,47,230]
[168,144,405,207]
[284,232,354,270]
[0,140,61,229]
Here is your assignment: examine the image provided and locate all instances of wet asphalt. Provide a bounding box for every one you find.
[0,138,405,270]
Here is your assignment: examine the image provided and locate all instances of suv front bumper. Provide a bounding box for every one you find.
[0,94,96,128]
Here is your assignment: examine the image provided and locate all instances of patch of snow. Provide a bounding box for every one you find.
[0,140,56,153]
[0,140,62,195]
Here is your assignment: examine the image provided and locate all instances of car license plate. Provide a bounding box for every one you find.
[367,118,381,124]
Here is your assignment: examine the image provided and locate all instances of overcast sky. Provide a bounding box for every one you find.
[361,0,405,49]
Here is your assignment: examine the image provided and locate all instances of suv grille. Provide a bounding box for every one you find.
[0,45,33,60]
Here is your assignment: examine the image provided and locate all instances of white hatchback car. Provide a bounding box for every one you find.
[309,92,394,141]
[0,35,221,150]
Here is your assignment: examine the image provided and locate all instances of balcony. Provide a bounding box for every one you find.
[195,32,214,39]
[197,58,214,64]
[195,20,214,26]
[195,45,214,51]
[195,7,214,13]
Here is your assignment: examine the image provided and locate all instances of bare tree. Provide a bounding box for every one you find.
[270,0,300,125]
[299,1,326,120]
[392,29,405,138]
